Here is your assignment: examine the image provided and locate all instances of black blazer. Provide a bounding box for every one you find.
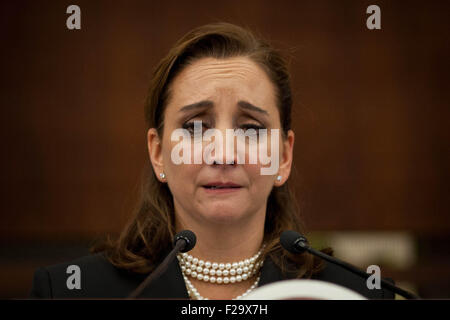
[29,252,395,299]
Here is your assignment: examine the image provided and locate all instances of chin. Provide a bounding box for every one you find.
[201,207,247,224]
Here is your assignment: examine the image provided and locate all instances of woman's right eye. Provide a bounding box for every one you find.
[182,121,209,135]
[182,122,195,132]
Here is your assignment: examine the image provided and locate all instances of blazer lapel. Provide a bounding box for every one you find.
[258,256,288,287]
[140,255,189,299]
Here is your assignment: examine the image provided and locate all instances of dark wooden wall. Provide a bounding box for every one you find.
[0,0,449,298]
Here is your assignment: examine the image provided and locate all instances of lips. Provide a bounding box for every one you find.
[202,182,242,190]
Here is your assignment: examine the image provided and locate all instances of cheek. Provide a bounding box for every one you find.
[165,163,202,205]
[163,146,198,177]
[244,164,275,193]
[162,137,203,187]
[239,133,281,176]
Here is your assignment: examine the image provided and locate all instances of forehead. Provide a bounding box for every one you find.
[167,57,277,112]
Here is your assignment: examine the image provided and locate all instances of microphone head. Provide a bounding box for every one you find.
[280,230,308,254]
[174,230,197,253]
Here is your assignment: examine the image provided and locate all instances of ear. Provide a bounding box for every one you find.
[147,128,165,181]
[275,129,294,186]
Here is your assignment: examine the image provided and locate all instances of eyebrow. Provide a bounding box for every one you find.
[179,100,269,116]
[237,101,269,116]
[179,100,214,113]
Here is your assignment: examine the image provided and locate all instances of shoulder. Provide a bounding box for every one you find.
[312,261,395,299]
[29,253,145,299]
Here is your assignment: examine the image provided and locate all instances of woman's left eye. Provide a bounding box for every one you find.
[239,124,266,131]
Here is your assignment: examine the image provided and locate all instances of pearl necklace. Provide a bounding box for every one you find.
[182,273,260,300]
[176,245,265,284]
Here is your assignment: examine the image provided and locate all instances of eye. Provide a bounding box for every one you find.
[181,122,194,132]
[240,123,266,131]
[182,121,210,135]
[238,123,266,136]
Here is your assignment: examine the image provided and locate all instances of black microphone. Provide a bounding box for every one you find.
[128,230,196,298]
[280,230,419,299]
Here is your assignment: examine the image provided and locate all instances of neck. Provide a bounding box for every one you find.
[174,209,265,263]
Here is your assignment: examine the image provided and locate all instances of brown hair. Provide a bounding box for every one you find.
[91,22,331,278]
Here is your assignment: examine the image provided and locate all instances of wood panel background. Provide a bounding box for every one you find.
[0,0,448,298]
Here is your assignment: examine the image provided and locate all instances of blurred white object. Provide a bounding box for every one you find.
[242,279,367,300]
[327,232,416,269]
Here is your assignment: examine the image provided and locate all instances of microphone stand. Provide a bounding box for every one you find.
[296,240,419,299]
[127,239,186,299]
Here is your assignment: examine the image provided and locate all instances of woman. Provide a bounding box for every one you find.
[30,22,394,299]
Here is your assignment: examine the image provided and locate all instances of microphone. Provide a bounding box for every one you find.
[280,230,419,299]
[128,230,196,298]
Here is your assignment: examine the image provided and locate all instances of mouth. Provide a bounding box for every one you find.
[202,182,242,192]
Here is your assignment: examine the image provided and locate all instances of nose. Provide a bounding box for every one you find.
[212,159,235,165]
[208,141,238,165]
[205,126,240,166]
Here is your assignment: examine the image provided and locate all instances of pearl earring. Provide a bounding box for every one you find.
[276,175,282,182]
[159,172,166,179]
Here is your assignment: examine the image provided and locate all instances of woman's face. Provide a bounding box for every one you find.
[148,56,294,227]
